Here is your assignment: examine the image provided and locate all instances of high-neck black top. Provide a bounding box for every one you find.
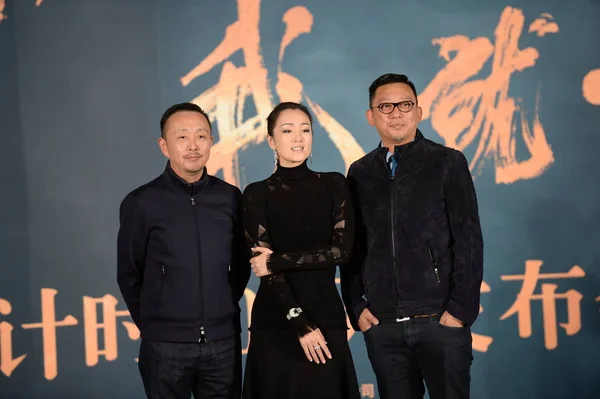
[242,161,354,335]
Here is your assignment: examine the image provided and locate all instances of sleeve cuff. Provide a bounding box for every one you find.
[347,299,367,331]
[266,253,282,273]
[447,299,478,327]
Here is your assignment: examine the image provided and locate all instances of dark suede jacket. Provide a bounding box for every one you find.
[341,130,483,329]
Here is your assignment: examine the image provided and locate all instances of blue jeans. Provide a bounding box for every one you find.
[364,315,473,399]
[138,336,241,399]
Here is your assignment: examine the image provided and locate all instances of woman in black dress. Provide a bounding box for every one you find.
[241,102,360,399]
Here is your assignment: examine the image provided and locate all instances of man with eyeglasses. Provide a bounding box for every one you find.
[341,73,484,399]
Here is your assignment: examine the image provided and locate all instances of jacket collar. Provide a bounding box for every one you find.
[377,129,425,159]
[162,161,210,196]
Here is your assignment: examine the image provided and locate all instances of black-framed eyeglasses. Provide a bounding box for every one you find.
[372,101,415,114]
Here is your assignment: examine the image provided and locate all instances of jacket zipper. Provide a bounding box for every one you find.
[190,195,207,343]
[390,178,396,269]
[427,244,441,285]
[388,155,401,317]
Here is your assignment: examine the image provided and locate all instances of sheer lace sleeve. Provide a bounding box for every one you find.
[267,173,355,273]
[242,182,314,336]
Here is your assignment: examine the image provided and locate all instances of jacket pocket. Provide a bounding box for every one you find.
[155,264,166,309]
[426,243,441,286]
[361,263,370,301]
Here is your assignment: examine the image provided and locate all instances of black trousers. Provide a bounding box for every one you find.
[364,315,473,399]
[138,335,242,399]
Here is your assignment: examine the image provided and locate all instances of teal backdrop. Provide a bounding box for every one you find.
[1,0,599,398]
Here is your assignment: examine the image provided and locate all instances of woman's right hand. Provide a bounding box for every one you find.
[298,328,332,364]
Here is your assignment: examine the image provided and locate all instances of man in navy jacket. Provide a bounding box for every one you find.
[117,102,249,398]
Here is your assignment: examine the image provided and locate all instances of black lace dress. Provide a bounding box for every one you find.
[241,161,360,399]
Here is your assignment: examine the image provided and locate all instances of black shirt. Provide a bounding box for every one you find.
[242,161,354,336]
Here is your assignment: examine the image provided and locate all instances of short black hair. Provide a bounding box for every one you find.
[266,102,313,137]
[159,102,211,138]
[368,73,418,107]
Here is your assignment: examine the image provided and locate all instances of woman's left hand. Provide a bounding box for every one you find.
[250,246,273,277]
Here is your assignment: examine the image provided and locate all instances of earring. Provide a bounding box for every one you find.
[309,153,313,165]
[273,150,279,171]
